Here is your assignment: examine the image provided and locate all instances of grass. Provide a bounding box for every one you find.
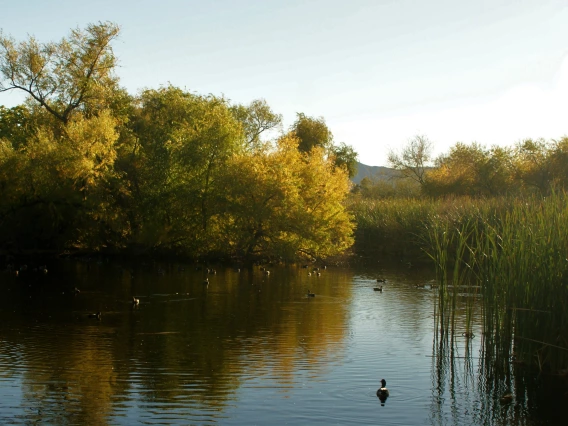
[351,193,568,372]
[422,192,568,373]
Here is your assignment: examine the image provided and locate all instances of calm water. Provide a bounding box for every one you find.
[0,258,565,425]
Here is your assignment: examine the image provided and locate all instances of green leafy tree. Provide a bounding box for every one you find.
[0,105,34,148]
[290,113,333,153]
[128,86,245,255]
[230,99,281,151]
[330,141,358,178]
[513,138,554,194]
[0,22,120,124]
[0,108,120,249]
[549,137,568,189]
[289,113,357,177]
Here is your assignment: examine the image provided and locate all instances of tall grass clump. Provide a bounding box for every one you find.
[350,197,441,260]
[426,191,568,373]
[426,217,476,341]
[350,196,509,261]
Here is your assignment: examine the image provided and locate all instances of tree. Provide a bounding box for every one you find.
[424,142,515,197]
[512,138,554,194]
[290,113,333,153]
[0,22,127,251]
[0,22,120,124]
[289,112,358,177]
[217,134,354,261]
[330,142,358,178]
[0,105,34,148]
[230,99,281,151]
[128,86,245,255]
[0,107,121,249]
[549,137,568,189]
[388,135,433,186]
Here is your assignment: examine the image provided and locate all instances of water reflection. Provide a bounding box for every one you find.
[0,261,353,424]
[0,259,565,424]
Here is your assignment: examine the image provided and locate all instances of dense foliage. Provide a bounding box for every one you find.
[362,135,568,200]
[0,23,356,261]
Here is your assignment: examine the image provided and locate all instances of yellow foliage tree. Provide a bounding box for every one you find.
[217,134,354,261]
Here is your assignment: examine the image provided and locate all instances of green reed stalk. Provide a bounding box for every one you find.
[354,193,568,372]
[425,192,568,372]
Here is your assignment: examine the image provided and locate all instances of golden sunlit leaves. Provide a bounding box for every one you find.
[218,134,354,260]
[0,24,355,258]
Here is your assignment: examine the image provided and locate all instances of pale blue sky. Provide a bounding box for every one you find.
[1,0,567,166]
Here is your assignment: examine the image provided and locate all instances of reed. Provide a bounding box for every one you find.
[350,196,510,260]
[424,191,568,373]
[349,198,430,258]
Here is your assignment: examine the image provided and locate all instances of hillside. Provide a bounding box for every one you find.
[351,162,399,184]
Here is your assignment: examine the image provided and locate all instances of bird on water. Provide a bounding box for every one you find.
[377,379,389,399]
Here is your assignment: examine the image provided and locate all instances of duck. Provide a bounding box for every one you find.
[132,296,139,305]
[373,286,383,292]
[88,312,102,320]
[376,379,389,398]
[376,278,386,283]
[203,278,209,287]
[307,290,316,297]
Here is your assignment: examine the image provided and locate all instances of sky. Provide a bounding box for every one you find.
[1,0,567,166]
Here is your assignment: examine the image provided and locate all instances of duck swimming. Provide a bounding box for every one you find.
[377,379,389,399]
[88,312,102,320]
[132,296,139,305]
[373,286,383,292]
[307,290,315,297]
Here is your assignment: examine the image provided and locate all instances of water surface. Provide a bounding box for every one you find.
[0,258,565,424]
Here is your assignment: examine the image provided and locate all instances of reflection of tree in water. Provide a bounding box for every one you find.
[0,263,352,422]
[9,324,119,425]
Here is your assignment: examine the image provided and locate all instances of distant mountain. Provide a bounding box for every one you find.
[351,162,399,184]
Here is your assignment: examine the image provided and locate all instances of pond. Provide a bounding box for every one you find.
[0,257,565,425]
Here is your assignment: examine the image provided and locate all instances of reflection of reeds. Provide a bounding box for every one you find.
[425,191,568,374]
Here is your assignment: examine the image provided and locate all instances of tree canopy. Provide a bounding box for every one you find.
[0,23,356,262]
[0,22,121,123]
